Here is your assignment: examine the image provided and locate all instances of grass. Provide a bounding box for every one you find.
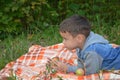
[0,22,120,71]
[0,26,62,70]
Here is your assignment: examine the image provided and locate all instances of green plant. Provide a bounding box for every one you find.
[1,0,120,40]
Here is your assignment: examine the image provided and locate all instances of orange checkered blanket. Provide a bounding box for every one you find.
[0,43,120,80]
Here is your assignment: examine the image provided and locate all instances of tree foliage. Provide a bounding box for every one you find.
[0,0,120,39]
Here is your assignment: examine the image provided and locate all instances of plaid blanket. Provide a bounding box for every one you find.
[0,43,120,80]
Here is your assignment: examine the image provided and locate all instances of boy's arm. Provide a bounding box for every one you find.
[84,51,103,75]
[67,65,78,73]
[48,57,84,74]
[110,43,119,48]
[67,58,84,73]
[67,63,85,75]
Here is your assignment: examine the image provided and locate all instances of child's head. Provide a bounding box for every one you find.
[59,14,91,38]
[59,14,91,50]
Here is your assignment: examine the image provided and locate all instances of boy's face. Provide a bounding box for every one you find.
[60,31,85,50]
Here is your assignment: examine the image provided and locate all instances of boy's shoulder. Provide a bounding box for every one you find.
[85,43,111,52]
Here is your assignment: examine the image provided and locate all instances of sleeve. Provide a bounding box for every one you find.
[84,51,103,75]
[67,59,84,73]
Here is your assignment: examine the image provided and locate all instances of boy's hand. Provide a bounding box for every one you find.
[111,43,119,48]
[47,57,68,73]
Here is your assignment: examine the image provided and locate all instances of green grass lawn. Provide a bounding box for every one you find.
[0,25,120,70]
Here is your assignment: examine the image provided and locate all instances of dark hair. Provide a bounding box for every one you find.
[59,14,91,38]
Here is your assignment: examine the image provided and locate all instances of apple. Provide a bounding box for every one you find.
[75,68,84,76]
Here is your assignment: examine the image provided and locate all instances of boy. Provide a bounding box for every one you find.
[48,14,120,75]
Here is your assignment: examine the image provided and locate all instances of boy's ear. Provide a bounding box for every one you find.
[76,34,85,42]
[76,34,82,40]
